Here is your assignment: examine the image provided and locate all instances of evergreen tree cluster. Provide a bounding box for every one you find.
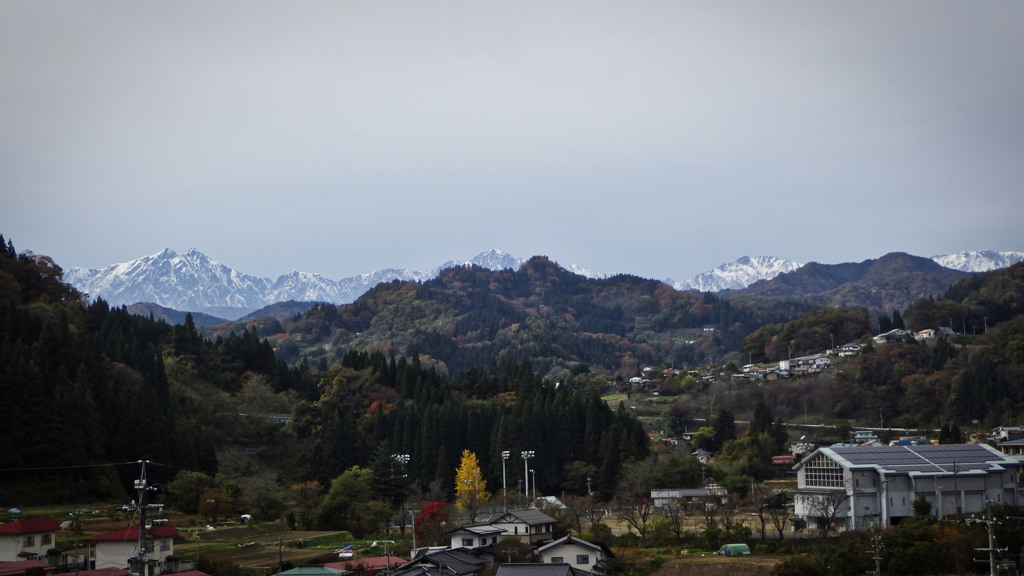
[293,350,650,501]
[0,235,302,502]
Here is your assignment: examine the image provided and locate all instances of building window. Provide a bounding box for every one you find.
[41,534,52,545]
[551,557,563,563]
[160,539,170,552]
[577,555,590,565]
[803,453,844,488]
[462,538,474,547]
[23,536,35,547]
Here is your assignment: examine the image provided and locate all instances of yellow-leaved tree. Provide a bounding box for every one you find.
[454,449,491,523]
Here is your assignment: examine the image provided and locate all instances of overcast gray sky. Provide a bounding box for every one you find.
[3,1,1022,282]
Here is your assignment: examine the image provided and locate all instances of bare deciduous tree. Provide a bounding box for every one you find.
[583,498,608,530]
[751,485,773,540]
[806,488,851,536]
[717,495,738,532]
[619,494,655,539]
[662,499,687,539]
[701,498,717,531]
[767,491,793,540]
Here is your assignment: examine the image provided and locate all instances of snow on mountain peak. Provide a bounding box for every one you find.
[930,250,1024,273]
[63,248,1023,317]
[669,255,804,292]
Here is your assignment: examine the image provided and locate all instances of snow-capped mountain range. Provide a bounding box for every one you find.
[64,249,526,319]
[930,250,1024,273]
[667,256,805,292]
[64,248,1024,320]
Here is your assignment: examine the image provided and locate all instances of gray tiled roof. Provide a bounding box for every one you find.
[450,524,505,536]
[496,564,573,576]
[392,549,487,576]
[275,567,341,576]
[537,535,600,554]
[486,509,556,525]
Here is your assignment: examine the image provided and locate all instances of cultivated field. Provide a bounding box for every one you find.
[651,554,781,576]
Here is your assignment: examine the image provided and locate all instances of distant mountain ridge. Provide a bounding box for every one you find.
[64,247,1022,320]
[669,255,804,292]
[65,248,526,319]
[729,252,970,312]
[930,250,1024,273]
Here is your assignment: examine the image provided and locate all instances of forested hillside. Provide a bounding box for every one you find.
[4,234,1024,520]
[0,235,304,501]
[211,257,818,379]
[728,252,968,311]
[0,236,650,507]
[832,261,1024,427]
[738,261,1024,429]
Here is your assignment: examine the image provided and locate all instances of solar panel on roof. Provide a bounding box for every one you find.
[826,445,1009,473]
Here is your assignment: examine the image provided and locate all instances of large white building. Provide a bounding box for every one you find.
[793,443,1023,532]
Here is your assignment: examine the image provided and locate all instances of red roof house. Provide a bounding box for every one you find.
[0,560,59,576]
[85,524,179,575]
[0,519,62,562]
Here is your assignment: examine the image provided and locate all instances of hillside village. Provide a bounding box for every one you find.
[4,426,1024,576]
[4,237,1024,576]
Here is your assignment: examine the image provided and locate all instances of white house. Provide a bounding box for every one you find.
[537,535,604,574]
[0,518,61,562]
[835,343,862,357]
[650,488,708,508]
[793,444,1023,532]
[872,329,914,344]
[483,510,555,544]
[85,523,178,575]
[448,524,504,550]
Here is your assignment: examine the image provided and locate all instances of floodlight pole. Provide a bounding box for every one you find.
[521,450,535,502]
[501,451,510,511]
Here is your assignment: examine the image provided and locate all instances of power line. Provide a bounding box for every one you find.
[0,461,140,472]
[0,460,188,473]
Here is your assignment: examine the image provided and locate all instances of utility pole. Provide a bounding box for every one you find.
[129,460,163,576]
[277,538,284,572]
[964,503,1004,576]
[867,533,883,576]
